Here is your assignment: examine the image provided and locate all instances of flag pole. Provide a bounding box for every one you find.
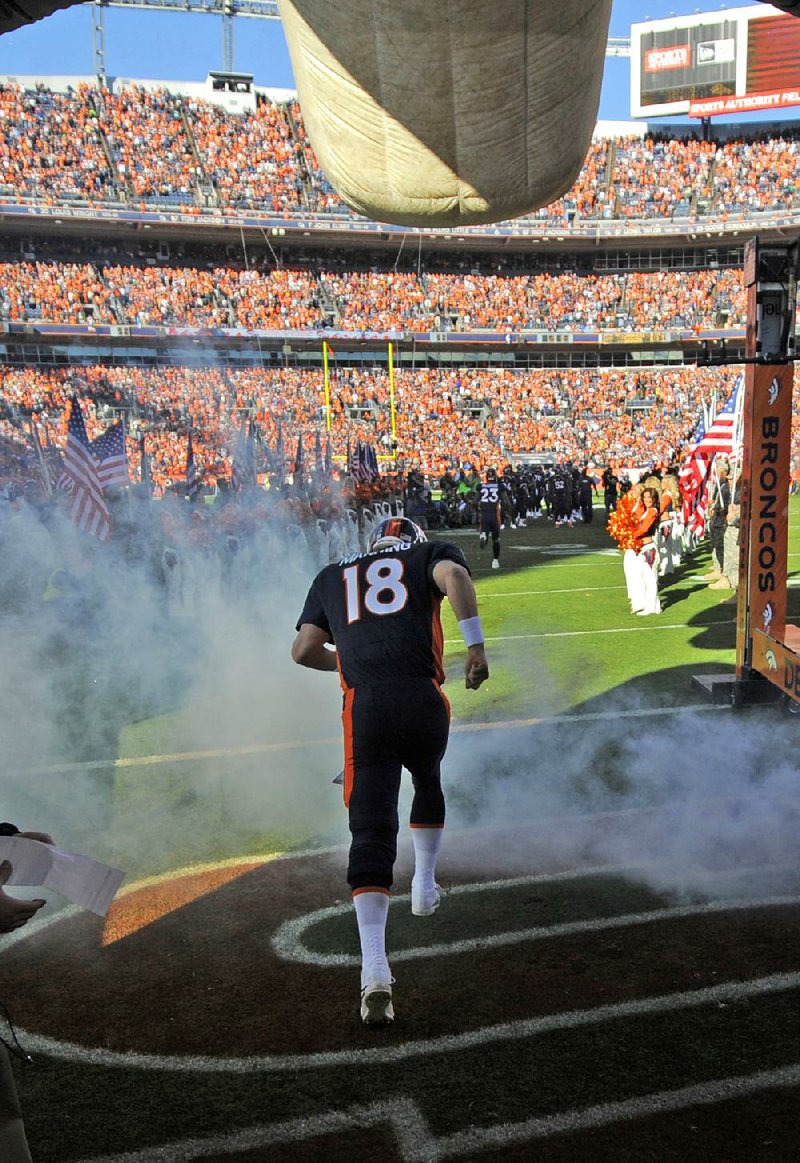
[323,341,332,432]
[120,413,132,518]
[29,418,53,499]
[388,342,397,443]
[729,372,746,499]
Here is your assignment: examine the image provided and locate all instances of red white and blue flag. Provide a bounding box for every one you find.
[59,397,111,541]
[231,417,256,492]
[679,374,743,536]
[89,421,129,490]
[696,375,742,458]
[350,440,378,483]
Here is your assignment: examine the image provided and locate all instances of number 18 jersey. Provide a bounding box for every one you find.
[295,540,469,689]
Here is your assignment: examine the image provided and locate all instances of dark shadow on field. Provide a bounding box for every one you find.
[687,600,738,651]
[655,555,722,611]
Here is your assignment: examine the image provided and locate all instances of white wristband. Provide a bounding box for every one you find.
[458,616,484,648]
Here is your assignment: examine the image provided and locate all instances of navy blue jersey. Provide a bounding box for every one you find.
[296,540,469,688]
[479,481,500,509]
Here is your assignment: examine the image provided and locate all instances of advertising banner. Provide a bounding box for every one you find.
[632,6,800,119]
[633,13,738,115]
[689,88,800,117]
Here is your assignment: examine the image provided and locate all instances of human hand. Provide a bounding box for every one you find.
[465,646,489,690]
[18,831,54,845]
[0,862,45,933]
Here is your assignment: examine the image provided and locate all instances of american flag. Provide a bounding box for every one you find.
[679,413,706,527]
[89,422,129,490]
[364,442,380,481]
[59,397,111,541]
[679,375,743,536]
[43,425,64,491]
[294,433,305,479]
[185,431,199,499]
[697,374,743,457]
[682,454,714,537]
[350,440,370,483]
[351,440,379,483]
[231,417,256,492]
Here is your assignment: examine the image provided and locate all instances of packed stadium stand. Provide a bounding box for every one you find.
[0,74,798,496]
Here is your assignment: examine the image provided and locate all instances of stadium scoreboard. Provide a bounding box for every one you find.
[631,4,800,119]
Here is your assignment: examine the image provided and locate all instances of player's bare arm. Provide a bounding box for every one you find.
[432,559,489,690]
[291,623,339,671]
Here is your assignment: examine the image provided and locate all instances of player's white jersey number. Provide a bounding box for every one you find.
[343,558,409,622]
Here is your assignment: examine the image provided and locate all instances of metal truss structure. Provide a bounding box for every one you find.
[88,0,632,80]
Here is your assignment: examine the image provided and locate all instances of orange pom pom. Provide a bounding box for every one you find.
[607,492,640,551]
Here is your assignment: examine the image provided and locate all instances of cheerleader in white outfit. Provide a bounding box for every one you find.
[630,487,662,616]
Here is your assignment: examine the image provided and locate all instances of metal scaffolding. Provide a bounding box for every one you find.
[88,1,631,82]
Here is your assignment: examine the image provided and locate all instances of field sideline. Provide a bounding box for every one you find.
[5,499,800,1162]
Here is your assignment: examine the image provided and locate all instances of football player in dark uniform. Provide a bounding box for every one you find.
[478,467,502,570]
[292,516,489,1026]
[550,467,569,526]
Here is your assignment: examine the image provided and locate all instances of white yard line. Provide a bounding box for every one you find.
[71,1063,800,1163]
[21,964,800,1076]
[273,888,800,969]
[10,704,730,776]
[447,619,736,643]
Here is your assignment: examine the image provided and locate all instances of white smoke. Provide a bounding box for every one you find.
[441,698,800,901]
[0,495,346,886]
[4,492,798,912]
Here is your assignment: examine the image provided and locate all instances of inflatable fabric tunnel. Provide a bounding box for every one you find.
[277,0,613,227]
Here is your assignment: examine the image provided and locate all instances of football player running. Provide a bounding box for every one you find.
[478,467,502,570]
[292,517,489,1026]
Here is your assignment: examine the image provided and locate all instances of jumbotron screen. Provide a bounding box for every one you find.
[631,4,800,119]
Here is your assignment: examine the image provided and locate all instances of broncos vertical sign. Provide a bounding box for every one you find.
[737,239,797,692]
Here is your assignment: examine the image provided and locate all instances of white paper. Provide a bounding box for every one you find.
[0,836,125,917]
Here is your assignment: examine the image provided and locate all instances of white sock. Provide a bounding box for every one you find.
[411,826,443,891]
[353,891,390,987]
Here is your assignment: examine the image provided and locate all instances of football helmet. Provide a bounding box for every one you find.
[369,516,428,550]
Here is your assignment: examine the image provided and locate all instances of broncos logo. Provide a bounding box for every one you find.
[768,378,780,406]
[763,602,775,631]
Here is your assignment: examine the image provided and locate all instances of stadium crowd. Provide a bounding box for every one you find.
[1,81,800,225]
[0,363,748,494]
[0,78,799,543]
[0,254,745,333]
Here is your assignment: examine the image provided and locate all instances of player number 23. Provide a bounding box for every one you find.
[343,559,408,622]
